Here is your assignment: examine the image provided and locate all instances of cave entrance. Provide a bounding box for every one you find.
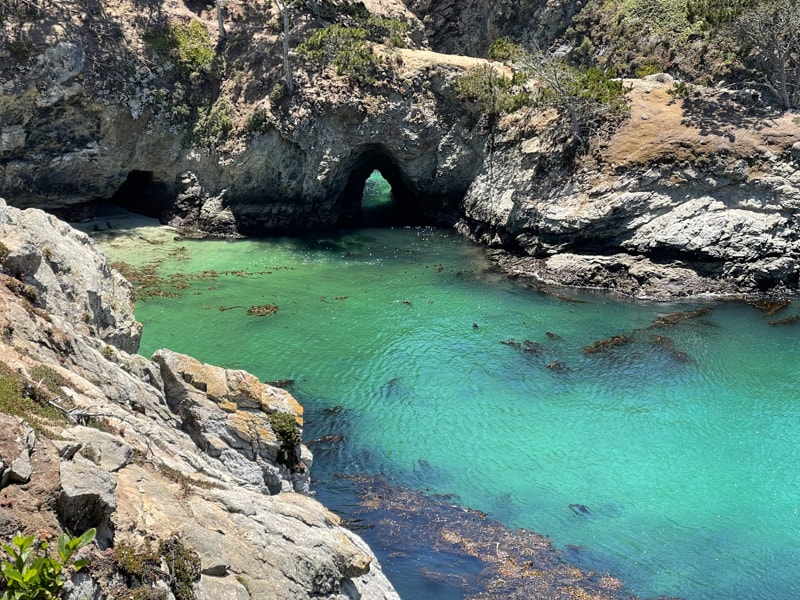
[339,151,423,228]
[110,170,169,218]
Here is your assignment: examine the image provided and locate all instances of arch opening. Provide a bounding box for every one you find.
[338,149,425,228]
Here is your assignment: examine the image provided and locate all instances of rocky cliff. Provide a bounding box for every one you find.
[2,0,800,298]
[458,77,800,297]
[0,197,399,599]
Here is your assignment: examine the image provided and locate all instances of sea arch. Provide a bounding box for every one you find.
[336,145,425,227]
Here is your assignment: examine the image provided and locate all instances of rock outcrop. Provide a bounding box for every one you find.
[459,79,800,297]
[0,0,486,235]
[402,0,577,56]
[0,198,399,599]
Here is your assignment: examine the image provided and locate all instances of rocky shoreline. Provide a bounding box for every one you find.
[0,199,673,598]
[0,198,399,599]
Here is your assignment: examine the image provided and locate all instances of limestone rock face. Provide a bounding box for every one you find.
[0,202,399,599]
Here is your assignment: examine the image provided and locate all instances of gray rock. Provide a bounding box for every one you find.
[58,461,117,549]
[194,574,251,600]
[61,426,133,472]
[8,454,31,484]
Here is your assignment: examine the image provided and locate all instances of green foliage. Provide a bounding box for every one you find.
[113,535,199,600]
[0,529,95,600]
[487,37,522,62]
[29,365,66,397]
[297,10,409,84]
[269,412,300,468]
[565,0,711,79]
[571,67,629,117]
[247,108,274,134]
[635,62,664,77]
[144,19,216,78]
[0,242,8,264]
[455,64,530,119]
[0,361,68,434]
[686,0,760,25]
[298,23,383,84]
[194,97,234,147]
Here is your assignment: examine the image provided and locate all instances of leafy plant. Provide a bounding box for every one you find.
[0,528,96,600]
[269,412,300,468]
[455,64,529,119]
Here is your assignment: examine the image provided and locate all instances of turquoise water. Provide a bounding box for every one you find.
[89,176,800,600]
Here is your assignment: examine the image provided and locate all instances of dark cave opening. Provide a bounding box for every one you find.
[339,149,425,228]
[110,170,170,218]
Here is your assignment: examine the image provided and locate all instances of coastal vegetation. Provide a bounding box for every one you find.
[0,528,95,600]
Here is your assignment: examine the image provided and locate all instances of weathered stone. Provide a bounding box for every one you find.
[58,460,117,549]
[194,574,251,600]
[8,454,32,484]
[53,440,82,460]
[61,426,133,472]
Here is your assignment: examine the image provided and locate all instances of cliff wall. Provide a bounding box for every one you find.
[2,0,800,296]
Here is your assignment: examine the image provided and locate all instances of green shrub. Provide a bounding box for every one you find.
[298,24,383,85]
[488,37,522,62]
[144,19,215,78]
[114,535,199,600]
[194,96,234,147]
[269,412,300,468]
[0,528,96,600]
[0,361,68,433]
[0,242,8,264]
[247,108,274,134]
[455,64,529,118]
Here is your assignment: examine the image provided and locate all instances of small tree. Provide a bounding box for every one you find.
[274,0,297,95]
[688,0,800,109]
[516,46,629,148]
[730,0,800,108]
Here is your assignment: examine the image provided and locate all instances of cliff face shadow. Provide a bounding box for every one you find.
[675,90,783,139]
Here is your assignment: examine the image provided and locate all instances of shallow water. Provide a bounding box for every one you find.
[85,179,800,600]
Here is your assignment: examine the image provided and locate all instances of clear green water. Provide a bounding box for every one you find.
[89,174,800,600]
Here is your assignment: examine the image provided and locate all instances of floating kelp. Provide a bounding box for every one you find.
[339,474,646,600]
[546,360,569,373]
[768,315,800,327]
[247,304,279,316]
[583,334,633,355]
[750,298,790,316]
[649,334,695,363]
[650,307,712,328]
[500,339,543,354]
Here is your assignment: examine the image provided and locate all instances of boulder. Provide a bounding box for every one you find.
[58,460,117,549]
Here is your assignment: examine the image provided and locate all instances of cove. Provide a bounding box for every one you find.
[84,187,800,600]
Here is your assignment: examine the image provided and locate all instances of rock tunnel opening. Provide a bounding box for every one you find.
[339,150,425,228]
